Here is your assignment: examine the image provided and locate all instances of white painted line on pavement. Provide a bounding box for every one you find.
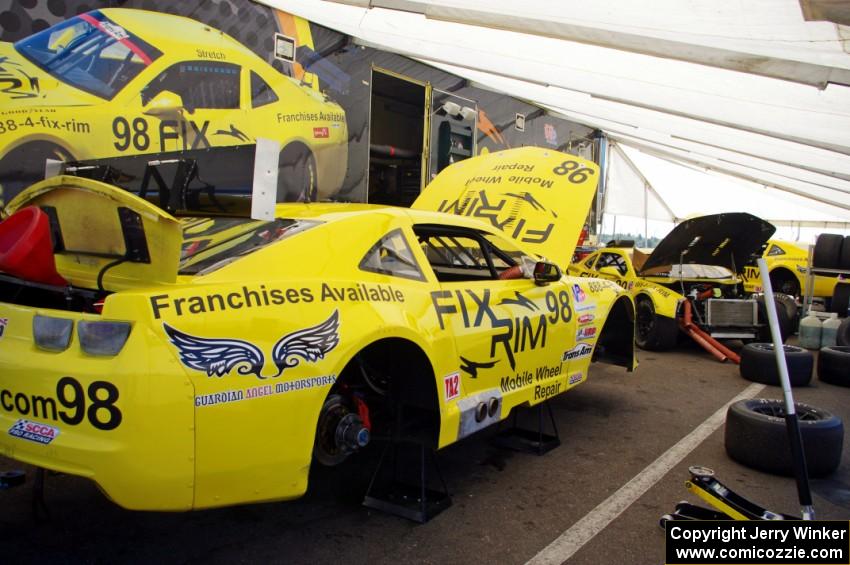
[526,382,765,565]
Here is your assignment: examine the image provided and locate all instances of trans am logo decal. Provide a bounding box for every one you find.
[164,310,340,379]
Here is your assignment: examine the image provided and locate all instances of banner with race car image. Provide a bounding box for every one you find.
[0,0,597,213]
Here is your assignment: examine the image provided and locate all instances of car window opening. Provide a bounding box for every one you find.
[413,225,522,282]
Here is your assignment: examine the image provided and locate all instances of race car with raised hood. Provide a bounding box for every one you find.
[0,147,635,511]
[0,8,347,206]
[568,213,787,357]
[742,239,840,299]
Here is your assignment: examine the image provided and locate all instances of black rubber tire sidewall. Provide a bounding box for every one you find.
[277,147,317,202]
[813,234,843,269]
[635,298,678,351]
[831,283,850,317]
[840,236,850,270]
[725,399,843,477]
[739,343,812,386]
[755,296,793,343]
[774,294,799,328]
[818,346,850,387]
[837,317,850,347]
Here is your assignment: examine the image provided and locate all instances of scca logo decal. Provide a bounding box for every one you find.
[8,419,60,445]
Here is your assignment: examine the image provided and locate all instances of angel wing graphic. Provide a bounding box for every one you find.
[271,310,340,377]
[163,323,265,379]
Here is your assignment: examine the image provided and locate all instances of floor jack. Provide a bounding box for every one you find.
[660,466,798,527]
[663,261,817,525]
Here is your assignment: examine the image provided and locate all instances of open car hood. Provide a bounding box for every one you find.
[4,175,181,289]
[412,147,598,268]
[639,213,776,275]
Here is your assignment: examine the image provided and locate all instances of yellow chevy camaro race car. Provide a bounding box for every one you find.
[0,8,347,205]
[742,239,839,299]
[569,213,787,352]
[0,148,635,511]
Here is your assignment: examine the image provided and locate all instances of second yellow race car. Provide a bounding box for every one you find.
[569,213,790,353]
[0,147,634,511]
[741,239,840,299]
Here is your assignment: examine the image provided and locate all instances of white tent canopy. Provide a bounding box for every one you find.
[267,0,850,231]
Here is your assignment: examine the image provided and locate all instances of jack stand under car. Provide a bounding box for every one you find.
[0,469,25,490]
[660,466,798,527]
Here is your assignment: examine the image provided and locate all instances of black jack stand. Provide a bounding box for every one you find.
[493,401,560,455]
[32,467,49,522]
[0,469,25,490]
[363,441,451,523]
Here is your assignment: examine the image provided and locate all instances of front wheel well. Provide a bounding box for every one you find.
[594,296,636,370]
[768,267,801,296]
[277,142,317,202]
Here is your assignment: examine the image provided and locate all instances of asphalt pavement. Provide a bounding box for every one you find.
[2,339,848,564]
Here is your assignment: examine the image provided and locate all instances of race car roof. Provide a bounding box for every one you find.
[638,213,776,274]
[102,8,258,60]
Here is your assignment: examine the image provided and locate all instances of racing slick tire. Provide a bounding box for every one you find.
[831,282,850,317]
[755,296,792,342]
[277,145,317,203]
[776,294,799,326]
[840,236,850,270]
[739,343,812,387]
[818,346,850,387]
[837,317,850,346]
[725,399,843,477]
[634,297,678,351]
[813,234,843,269]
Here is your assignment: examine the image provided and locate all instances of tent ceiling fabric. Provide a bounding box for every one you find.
[267,0,850,226]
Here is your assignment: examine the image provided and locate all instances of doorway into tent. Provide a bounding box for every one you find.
[368,69,427,207]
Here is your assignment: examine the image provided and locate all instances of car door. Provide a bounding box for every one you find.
[415,224,576,414]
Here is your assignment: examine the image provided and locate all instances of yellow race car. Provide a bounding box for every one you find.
[0,148,634,511]
[569,213,787,352]
[0,8,347,205]
[742,239,839,299]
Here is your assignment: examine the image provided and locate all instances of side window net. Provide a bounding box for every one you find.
[143,61,240,110]
[596,252,628,276]
[414,225,520,282]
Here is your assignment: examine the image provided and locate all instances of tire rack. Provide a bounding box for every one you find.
[802,243,850,319]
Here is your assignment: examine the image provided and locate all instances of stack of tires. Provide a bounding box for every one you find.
[812,233,850,385]
[812,233,850,271]
[812,233,850,316]
[732,342,845,477]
